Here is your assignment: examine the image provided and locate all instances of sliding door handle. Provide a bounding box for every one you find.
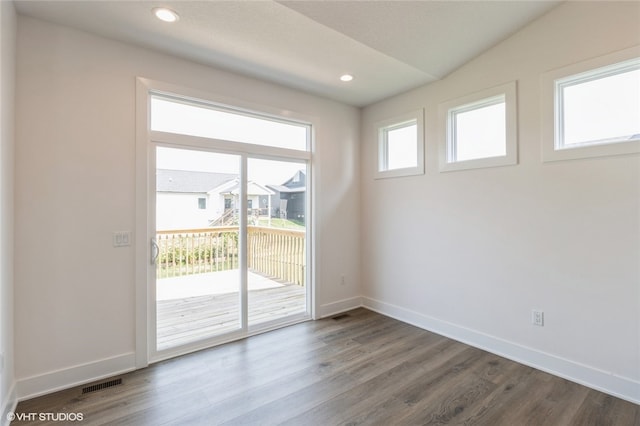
[151,238,160,265]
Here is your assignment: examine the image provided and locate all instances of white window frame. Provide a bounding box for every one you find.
[438,81,518,172]
[135,78,315,367]
[541,46,640,162]
[375,109,424,179]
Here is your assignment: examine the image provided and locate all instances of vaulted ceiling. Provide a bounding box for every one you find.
[14,0,562,107]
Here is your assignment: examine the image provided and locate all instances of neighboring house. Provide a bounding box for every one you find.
[156,169,276,229]
[209,179,275,225]
[156,169,236,230]
[268,170,306,223]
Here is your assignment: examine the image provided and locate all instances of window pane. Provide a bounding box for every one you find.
[453,101,506,161]
[387,124,418,170]
[155,147,242,349]
[151,96,309,151]
[562,68,640,146]
[247,158,307,326]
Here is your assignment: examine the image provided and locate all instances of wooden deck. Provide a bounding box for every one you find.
[157,274,306,350]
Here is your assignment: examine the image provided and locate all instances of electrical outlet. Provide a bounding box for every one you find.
[532,310,544,327]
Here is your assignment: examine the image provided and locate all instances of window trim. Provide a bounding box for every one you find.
[135,77,315,367]
[541,46,640,162]
[438,81,518,172]
[375,109,425,179]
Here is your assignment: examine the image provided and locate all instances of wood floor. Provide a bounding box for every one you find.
[13,309,639,425]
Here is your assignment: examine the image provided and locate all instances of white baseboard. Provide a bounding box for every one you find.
[17,352,136,401]
[12,302,640,406]
[363,297,640,405]
[1,382,16,426]
[318,296,363,318]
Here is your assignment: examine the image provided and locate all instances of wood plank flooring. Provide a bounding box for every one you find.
[13,309,639,425]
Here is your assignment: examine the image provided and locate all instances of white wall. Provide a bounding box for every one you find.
[361,2,639,403]
[14,0,638,406]
[0,0,16,421]
[15,16,360,398]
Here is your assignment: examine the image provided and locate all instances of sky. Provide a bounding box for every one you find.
[562,68,640,145]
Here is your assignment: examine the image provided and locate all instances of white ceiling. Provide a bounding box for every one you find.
[13,0,562,107]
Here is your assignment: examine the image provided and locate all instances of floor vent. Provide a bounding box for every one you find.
[332,314,351,321]
[82,378,122,394]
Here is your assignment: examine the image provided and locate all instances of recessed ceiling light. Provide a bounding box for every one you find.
[153,7,179,23]
[340,74,354,82]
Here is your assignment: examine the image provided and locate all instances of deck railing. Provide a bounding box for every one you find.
[247,226,306,286]
[156,226,306,286]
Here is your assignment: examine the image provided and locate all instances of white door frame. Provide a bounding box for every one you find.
[135,78,314,367]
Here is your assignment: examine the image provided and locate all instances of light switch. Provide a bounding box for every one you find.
[113,231,132,247]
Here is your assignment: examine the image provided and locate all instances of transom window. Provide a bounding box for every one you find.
[448,95,506,162]
[150,94,310,151]
[541,47,640,162]
[439,82,517,172]
[556,59,640,149]
[375,109,424,179]
[383,121,418,170]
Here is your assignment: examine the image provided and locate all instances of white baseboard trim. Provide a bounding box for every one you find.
[363,297,640,405]
[318,296,363,319]
[1,382,16,426]
[17,352,136,402]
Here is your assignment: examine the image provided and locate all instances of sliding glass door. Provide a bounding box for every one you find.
[155,147,242,351]
[144,87,312,359]
[246,158,308,327]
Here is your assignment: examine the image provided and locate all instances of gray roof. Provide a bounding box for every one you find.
[218,181,275,196]
[282,170,306,188]
[157,169,236,193]
[267,184,305,194]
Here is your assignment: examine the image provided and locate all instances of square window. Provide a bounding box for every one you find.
[559,67,640,148]
[197,197,206,209]
[385,122,418,170]
[375,110,424,179]
[439,82,517,172]
[450,96,506,162]
[541,46,640,162]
